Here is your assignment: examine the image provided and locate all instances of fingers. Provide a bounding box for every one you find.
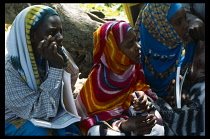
[42,34,58,49]
[124,115,157,135]
[140,119,156,133]
[53,44,57,54]
[182,93,187,100]
[46,34,62,53]
[50,33,59,42]
[43,35,52,48]
[37,37,59,61]
[189,25,205,41]
[134,114,157,135]
[133,91,147,103]
[133,91,150,112]
[37,40,45,56]
[135,114,156,124]
[137,122,156,135]
[37,35,53,55]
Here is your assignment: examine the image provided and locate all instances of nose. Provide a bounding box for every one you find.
[135,42,141,50]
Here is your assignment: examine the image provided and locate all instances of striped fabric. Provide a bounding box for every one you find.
[154,80,205,136]
[25,5,45,89]
[75,21,152,135]
[93,21,133,75]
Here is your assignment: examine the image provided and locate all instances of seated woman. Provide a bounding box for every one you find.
[5,5,82,136]
[134,3,203,135]
[134,3,196,98]
[75,21,164,136]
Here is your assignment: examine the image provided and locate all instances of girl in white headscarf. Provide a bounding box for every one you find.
[5,5,81,136]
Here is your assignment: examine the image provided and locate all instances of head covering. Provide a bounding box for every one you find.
[167,3,183,19]
[6,5,58,91]
[31,6,58,30]
[93,21,134,75]
[134,3,196,97]
[75,21,153,135]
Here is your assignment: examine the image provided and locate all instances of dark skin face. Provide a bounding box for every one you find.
[30,15,64,69]
[166,8,203,107]
[118,30,157,135]
[169,8,189,42]
[118,29,141,64]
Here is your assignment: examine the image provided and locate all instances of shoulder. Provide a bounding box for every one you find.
[5,54,22,81]
[5,54,14,71]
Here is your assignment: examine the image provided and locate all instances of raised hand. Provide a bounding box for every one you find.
[132,91,151,113]
[189,17,205,41]
[37,34,64,69]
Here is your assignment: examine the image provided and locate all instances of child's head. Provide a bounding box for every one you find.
[136,3,190,48]
[112,22,141,64]
[168,6,189,42]
[93,21,141,74]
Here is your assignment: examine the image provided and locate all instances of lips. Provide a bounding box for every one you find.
[135,53,141,60]
[136,50,141,58]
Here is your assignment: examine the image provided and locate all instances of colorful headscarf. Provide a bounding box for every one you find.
[134,3,196,97]
[6,5,58,91]
[75,21,152,135]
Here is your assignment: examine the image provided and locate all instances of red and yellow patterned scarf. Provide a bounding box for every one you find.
[75,21,150,135]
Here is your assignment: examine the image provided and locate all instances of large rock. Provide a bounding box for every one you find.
[5,3,102,78]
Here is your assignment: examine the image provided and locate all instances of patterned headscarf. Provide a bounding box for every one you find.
[75,21,152,135]
[134,3,196,97]
[93,21,134,75]
[6,5,58,91]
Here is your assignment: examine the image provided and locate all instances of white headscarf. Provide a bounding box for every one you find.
[6,5,58,91]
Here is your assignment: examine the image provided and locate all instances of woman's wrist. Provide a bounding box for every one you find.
[119,119,131,133]
[111,119,123,132]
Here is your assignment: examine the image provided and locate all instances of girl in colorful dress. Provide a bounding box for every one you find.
[75,20,164,136]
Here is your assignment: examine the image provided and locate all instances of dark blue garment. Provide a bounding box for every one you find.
[135,3,196,97]
[5,120,82,136]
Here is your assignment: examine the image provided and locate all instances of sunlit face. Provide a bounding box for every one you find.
[30,15,63,59]
[169,8,189,41]
[118,29,141,64]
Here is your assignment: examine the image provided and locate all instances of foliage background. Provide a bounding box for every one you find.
[79,3,128,21]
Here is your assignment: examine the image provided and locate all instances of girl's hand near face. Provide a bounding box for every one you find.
[37,34,64,69]
[188,17,205,41]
